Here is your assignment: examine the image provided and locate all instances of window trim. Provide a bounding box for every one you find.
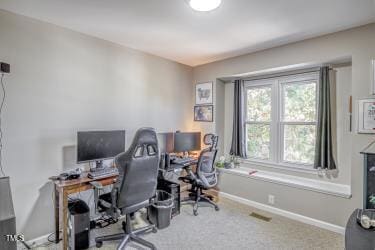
[244,72,320,169]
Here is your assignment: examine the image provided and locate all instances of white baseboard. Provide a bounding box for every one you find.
[25,233,51,247]
[219,191,345,235]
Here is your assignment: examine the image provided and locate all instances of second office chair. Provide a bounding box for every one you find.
[180,134,219,216]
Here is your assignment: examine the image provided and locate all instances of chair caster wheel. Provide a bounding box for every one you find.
[215,206,220,211]
[96,241,103,248]
[193,210,198,216]
[152,227,157,233]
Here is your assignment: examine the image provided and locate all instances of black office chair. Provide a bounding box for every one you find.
[95,127,160,250]
[180,134,219,216]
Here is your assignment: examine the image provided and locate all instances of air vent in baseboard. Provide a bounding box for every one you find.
[249,212,272,222]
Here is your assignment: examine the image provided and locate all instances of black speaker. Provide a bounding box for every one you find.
[0,177,17,250]
[0,62,10,73]
[159,153,166,170]
[165,154,170,170]
[68,199,90,250]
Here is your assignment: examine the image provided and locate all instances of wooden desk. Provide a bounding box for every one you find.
[51,172,118,250]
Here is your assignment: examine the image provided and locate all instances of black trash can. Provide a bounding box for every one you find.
[148,190,174,229]
[157,179,181,217]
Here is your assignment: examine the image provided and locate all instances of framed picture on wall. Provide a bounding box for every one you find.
[194,105,213,122]
[195,82,213,105]
[358,98,375,133]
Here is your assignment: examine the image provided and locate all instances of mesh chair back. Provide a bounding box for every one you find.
[197,134,218,188]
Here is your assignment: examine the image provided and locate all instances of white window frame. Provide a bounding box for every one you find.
[244,72,319,170]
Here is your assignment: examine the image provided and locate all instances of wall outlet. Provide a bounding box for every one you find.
[268,194,275,205]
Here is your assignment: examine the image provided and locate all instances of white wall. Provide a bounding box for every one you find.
[193,23,375,227]
[0,10,193,240]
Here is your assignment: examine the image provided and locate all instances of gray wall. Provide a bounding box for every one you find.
[214,79,225,157]
[193,23,375,227]
[0,10,193,240]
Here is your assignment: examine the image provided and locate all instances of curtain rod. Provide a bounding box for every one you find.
[232,67,333,83]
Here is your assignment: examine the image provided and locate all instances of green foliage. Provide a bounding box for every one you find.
[284,125,316,164]
[246,87,271,159]
[215,161,225,168]
[284,83,316,122]
[247,87,271,121]
[247,124,270,159]
[246,82,317,164]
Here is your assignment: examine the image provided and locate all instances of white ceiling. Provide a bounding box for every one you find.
[0,0,374,66]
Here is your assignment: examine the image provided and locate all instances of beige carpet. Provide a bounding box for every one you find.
[28,197,344,250]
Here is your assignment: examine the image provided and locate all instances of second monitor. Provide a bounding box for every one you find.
[173,132,201,153]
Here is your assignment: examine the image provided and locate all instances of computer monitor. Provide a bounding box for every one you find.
[157,132,174,153]
[77,130,126,166]
[173,132,201,153]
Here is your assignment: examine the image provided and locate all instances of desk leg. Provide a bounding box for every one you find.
[54,184,60,244]
[62,190,69,250]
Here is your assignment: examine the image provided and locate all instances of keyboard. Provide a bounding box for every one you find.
[88,167,119,179]
[171,157,198,166]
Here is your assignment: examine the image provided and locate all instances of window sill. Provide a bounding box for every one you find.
[217,167,351,199]
[242,158,318,175]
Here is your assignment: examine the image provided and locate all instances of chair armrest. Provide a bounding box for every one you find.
[179,167,198,183]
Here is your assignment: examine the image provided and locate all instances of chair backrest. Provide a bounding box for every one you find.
[114,128,160,209]
[196,134,218,188]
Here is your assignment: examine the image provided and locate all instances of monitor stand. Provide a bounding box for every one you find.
[90,160,105,172]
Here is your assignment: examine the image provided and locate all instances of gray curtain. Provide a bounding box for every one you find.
[314,67,336,169]
[230,80,247,157]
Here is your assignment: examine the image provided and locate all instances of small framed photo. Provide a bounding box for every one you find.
[358,98,375,133]
[194,105,213,122]
[195,82,213,105]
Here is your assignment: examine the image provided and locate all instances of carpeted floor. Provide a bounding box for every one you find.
[30,197,344,249]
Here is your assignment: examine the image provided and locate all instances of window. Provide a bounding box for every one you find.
[244,73,318,168]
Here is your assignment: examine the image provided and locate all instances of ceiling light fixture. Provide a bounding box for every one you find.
[188,0,222,12]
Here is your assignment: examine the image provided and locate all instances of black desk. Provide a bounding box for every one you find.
[345,209,375,250]
[161,163,190,184]
[166,163,186,171]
